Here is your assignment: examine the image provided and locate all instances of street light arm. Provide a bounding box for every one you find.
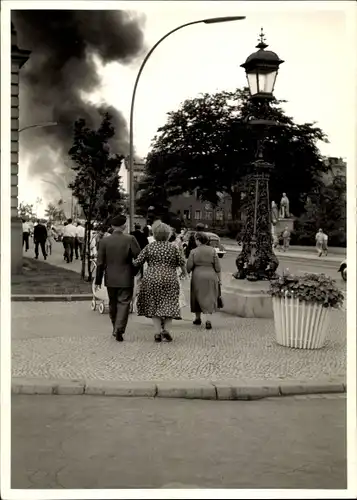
[128,15,245,231]
[19,122,58,133]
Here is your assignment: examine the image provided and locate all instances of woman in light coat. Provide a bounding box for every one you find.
[186,232,221,330]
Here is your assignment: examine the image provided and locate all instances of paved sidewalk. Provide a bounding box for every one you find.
[12,300,346,384]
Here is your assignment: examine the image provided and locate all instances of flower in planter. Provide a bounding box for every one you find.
[269,272,344,309]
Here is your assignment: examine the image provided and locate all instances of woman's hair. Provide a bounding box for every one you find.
[153,221,171,242]
[195,231,209,245]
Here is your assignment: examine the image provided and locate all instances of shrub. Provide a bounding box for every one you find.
[269,272,344,309]
[227,220,243,239]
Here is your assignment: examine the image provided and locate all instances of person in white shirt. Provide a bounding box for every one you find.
[75,222,85,260]
[22,219,30,252]
[62,218,77,263]
[315,228,325,257]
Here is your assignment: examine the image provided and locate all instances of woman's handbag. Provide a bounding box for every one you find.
[217,283,224,309]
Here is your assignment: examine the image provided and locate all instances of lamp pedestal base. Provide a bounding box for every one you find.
[222,279,273,318]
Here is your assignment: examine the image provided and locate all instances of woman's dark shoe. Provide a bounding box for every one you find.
[193,319,202,326]
[205,321,212,330]
[161,331,173,342]
[154,334,162,343]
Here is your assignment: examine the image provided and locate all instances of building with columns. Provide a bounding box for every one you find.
[11,22,30,274]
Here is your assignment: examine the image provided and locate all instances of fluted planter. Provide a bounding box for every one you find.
[272,297,330,349]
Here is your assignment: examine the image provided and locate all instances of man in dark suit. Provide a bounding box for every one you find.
[95,214,141,342]
[33,219,47,260]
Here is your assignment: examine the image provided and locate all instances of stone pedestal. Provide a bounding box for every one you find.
[274,218,294,235]
[222,279,273,318]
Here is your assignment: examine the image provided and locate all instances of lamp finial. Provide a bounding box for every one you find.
[256,27,268,50]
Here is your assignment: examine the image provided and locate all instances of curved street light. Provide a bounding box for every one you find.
[128,15,246,231]
[19,122,58,133]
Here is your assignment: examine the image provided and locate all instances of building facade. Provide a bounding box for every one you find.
[11,23,30,274]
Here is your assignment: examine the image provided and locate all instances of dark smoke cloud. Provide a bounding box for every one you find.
[12,9,146,189]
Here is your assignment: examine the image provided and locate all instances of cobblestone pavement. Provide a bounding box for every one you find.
[11,394,347,489]
[12,300,346,382]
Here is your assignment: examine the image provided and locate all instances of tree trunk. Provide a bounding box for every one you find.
[231,185,241,220]
[81,222,88,280]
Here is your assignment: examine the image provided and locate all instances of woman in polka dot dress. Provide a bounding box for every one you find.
[133,221,187,343]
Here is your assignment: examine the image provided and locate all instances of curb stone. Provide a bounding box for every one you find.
[11,294,92,302]
[11,378,346,400]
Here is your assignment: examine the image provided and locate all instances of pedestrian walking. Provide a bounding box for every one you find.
[187,232,221,330]
[282,226,291,252]
[62,218,77,263]
[75,222,85,260]
[95,214,141,342]
[322,231,328,256]
[45,223,55,256]
[22,219,30,252]
[33,219,47,260]
[131,223,149,250]
[316,228,325,257]
[133,221,187,343]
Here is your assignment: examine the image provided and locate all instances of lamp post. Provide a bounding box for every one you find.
[128,15,246,232]
[234,29,284,282]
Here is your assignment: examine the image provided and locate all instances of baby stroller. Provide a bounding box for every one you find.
[90,259,109,315]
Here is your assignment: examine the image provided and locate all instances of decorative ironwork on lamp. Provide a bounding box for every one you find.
[234,29,284,282]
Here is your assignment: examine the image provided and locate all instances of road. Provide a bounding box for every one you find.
[26,239,345,290]
[11,394,346,489]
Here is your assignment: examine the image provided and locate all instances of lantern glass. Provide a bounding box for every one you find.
[246,69,278,96]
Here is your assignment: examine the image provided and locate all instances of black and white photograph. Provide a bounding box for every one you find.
[2,0,356,496]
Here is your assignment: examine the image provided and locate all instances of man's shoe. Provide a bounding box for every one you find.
[115,331,124,342]
[193,318,202,326]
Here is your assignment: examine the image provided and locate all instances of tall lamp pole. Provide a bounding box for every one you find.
[128,15,246,232]
[234,29,284,281]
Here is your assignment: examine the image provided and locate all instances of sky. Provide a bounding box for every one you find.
[15,1,355,215]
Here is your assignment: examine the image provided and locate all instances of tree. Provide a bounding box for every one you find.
[137,88,329,220]
[44,202,65,222]
[68,113,124,280]
[294,174,346,247]
[18,202,36,219]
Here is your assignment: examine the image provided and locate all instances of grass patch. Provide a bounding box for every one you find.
[11,258,92,295]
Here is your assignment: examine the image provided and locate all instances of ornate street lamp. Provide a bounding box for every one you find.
[234,29,284,282]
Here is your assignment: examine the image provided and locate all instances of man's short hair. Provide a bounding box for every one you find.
[67,218,72,224]
[196,223,205,231]
[153,221,171,242]
[111,214,127,227]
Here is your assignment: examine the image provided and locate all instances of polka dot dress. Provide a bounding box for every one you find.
[133,241,185,320]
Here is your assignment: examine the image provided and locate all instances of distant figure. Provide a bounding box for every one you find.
[45,223,55,256]
[316,228,328,257]
[33,219,47,260]
[75,222,85,260]
[95,214,141,342]
[282,227,291,252]
[22,219,30,252]
[279,193,290,219]
[145,225,155,244]
[62,218,77,263]
[131,223,149,250]
[187,232,221,330]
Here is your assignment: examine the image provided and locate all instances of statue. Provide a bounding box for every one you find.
[271,201,279,224]
[279,193,290,219]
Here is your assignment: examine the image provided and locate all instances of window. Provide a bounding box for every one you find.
[227,211,232,220]
[184,209,191,220]
[204,211,213,220]
[194,210,202,220]
[215,210,224,221]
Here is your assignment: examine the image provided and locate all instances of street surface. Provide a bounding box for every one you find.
[27,239,346,291]
[12,300,346,382]
[11,394,346,489]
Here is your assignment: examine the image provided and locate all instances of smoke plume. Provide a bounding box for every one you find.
[12,10,146,194]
